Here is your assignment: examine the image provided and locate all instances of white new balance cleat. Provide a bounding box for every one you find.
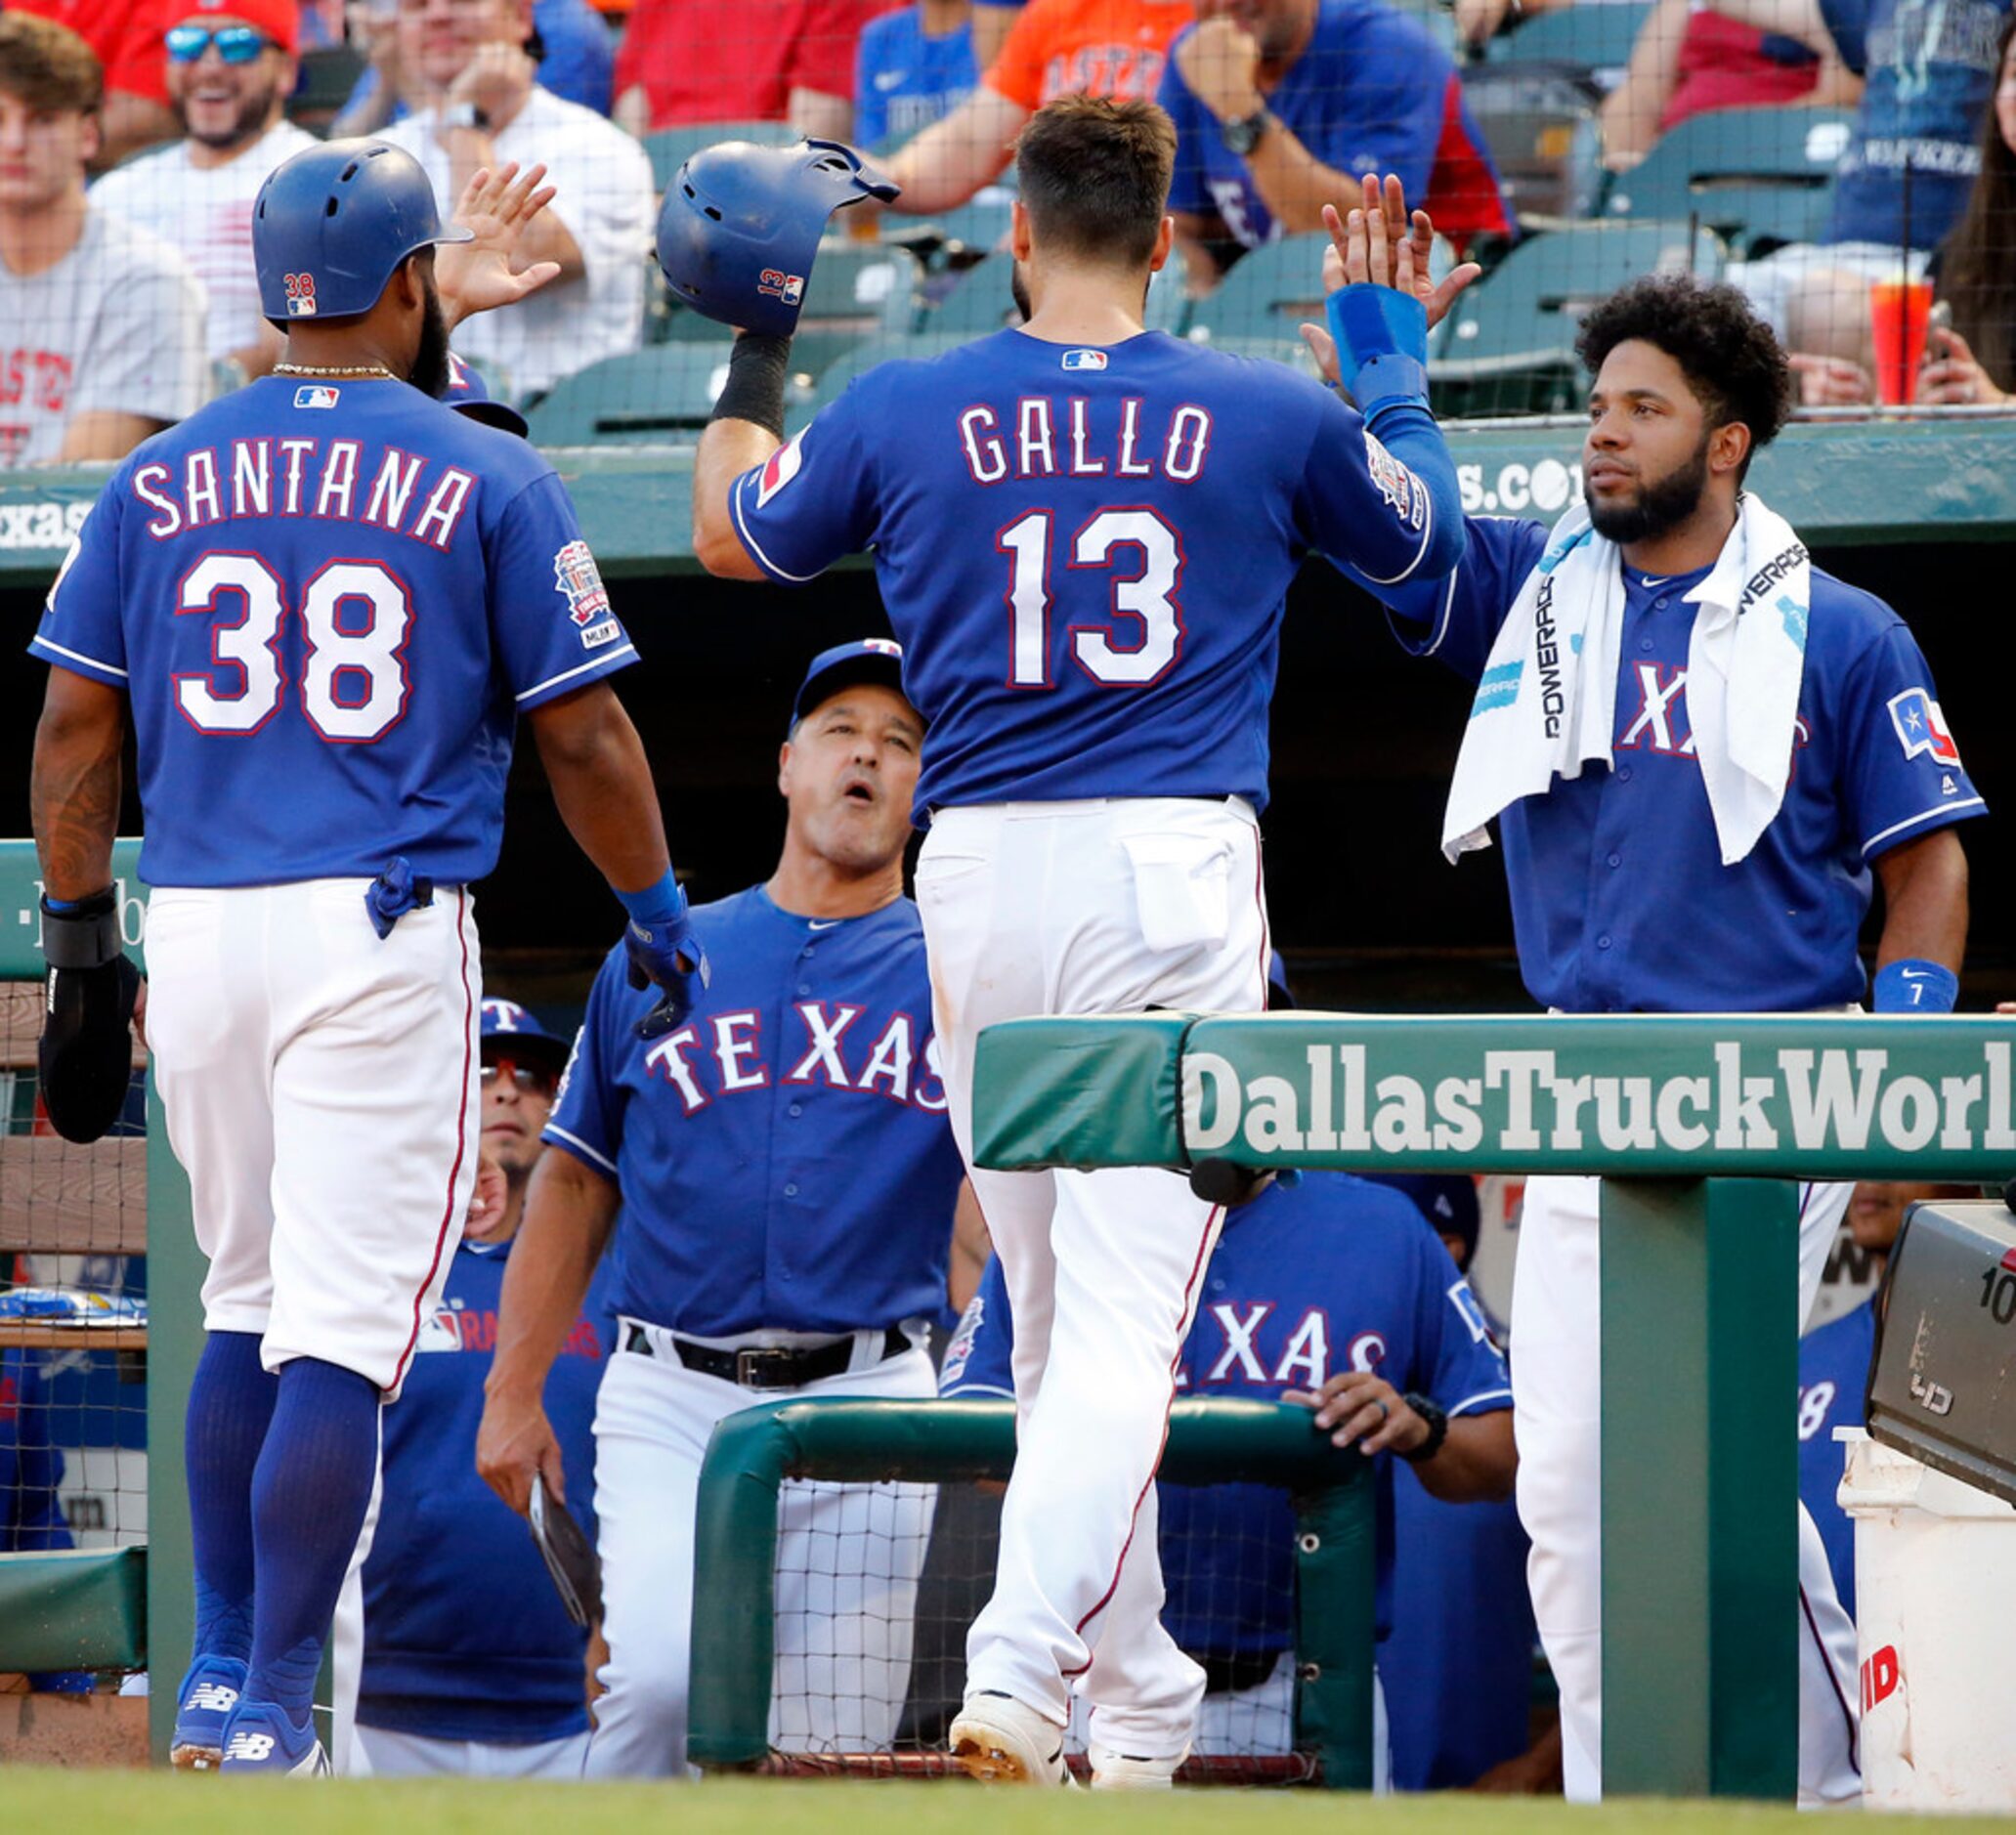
[949,1690,1068,1785]
[1089,1740,1188,1789]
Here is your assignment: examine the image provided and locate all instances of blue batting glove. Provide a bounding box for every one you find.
[1324,284,1430,421]
[618,873,711,1040]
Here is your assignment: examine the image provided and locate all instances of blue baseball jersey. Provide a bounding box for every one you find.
[1,1349,69,1553]
[854,6,977,145]
[30,376,636,889]
[729,328,1462,820]
[360,1238,616,1744]
[1370,515,1986,1011]
[1159,0,1454,249]
[1383,1472,1534,1789]
[544,887,963,1337]
[943,1174,1513,1648]
[1798,1296,1873,1618]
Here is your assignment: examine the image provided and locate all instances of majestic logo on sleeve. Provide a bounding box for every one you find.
[757,432,805,507]
[1363,432,1425,531]
[1888,687,1960,766]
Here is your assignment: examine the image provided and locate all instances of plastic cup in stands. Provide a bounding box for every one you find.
[1870,279,1933,405]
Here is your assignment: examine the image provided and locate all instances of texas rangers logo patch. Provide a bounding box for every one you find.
[757,268,805,307]
[282,272,317,318]
[552,538,611,627]
[1888,687,1960,765]
[293,385,340,409]
[1363,431,1424,530]
[757,431,805,507]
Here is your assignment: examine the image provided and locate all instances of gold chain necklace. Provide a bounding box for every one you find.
[273,362,398,380]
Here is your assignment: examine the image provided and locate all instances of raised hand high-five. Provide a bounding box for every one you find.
[437,160,563,331]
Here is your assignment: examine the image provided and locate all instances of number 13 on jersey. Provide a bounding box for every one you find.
[998,507,1184,690]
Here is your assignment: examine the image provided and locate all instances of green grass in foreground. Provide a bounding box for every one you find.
[8,1771,2016,1834]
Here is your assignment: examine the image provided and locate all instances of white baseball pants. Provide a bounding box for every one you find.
[918,795,1270,1762]
[1512,1174,1862,1805]
[583,1330,938,1778]
[144,879,481,1400]
[351,1725,590,1777]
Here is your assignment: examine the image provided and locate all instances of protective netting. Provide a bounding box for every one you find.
[0,983,150,1571]
[763,1472,1315,1782]
[3,0,2011,477]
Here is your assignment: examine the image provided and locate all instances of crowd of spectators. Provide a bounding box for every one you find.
[2,0,2014,458]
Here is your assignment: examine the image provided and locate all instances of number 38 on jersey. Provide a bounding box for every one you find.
[175,552,411,742]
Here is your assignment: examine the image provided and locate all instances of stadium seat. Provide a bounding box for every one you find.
[1460,65,1606,223]
[1484,2,1650,84]
[925,255,1024,335]
[1431,218,1726,416]
[527,341,812,445]
[1601,107,1855,254]
[643,119,800,193]
[1183,234,1334,342]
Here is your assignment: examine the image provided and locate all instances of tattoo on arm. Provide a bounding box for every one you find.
[31,703,124,900]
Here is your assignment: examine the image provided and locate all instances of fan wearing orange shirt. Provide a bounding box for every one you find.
[882,0,1192,212]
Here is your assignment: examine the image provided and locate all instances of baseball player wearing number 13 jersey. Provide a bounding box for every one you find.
[692,102,1466,1784]
[28,141,699,1776]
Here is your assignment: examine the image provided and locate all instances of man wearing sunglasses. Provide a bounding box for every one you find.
[91,0,315,383]
[343,996,618,1777]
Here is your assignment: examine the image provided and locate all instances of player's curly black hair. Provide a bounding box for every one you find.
[1574,275,1793,479]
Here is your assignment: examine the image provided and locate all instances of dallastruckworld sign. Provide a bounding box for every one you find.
[969,1014,2016,1182]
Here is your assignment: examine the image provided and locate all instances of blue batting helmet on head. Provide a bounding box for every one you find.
[656,138,899,339]
[254,139,472,322]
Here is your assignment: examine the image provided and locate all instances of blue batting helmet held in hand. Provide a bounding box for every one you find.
[254,140,472,322]
[656,138,900,338]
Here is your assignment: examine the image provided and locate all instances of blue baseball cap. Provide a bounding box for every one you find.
[479,998,572,1076]
[1365,1173,1482,1267]
[790,638,910,733]
[440,351,529,438]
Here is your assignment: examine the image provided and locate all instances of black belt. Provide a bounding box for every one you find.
[623,1323,909,1390]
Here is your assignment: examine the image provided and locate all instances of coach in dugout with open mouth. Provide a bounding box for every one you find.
[476,639,971,1778]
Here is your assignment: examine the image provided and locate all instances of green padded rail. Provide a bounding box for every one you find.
[0,1547,147,1671]
[0,837,149,979]
[972,1010,2016,1181]
[687,1396,1375,1786]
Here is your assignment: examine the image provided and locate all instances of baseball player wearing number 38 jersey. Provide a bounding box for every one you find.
[688,101,1470,1783]
[28,140,705,1776]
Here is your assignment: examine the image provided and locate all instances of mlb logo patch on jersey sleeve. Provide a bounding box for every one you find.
[1887,687,1960,765]
[1364,431,1425,531]
[757,431,805,507]
[553,538,611,628]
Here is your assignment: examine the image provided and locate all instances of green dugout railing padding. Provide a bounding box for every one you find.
[0,1547,147,1671]
[970,1009,2016,1801]
[686,1396,1377,1787]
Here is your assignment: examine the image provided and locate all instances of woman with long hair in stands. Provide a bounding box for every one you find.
[1922,11,2016,405]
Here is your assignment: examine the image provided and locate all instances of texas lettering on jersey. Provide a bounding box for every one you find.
[642,1001,947,1115]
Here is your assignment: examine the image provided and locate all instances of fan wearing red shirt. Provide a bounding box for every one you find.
[613,0,886,137]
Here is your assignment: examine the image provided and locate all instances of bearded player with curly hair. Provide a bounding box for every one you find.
[1311,271,1983,1806]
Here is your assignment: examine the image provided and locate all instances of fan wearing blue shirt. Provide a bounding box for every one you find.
[476,642,967,1780]
[346,997,614,1778]
[942,1165,1517,1783]
[855,0,978,146]
[1157,0,1512,287]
